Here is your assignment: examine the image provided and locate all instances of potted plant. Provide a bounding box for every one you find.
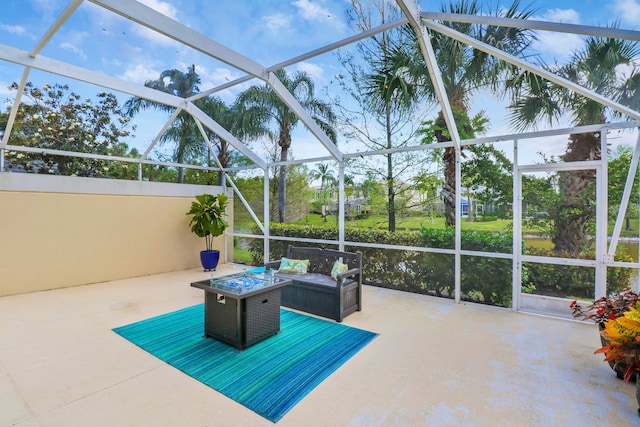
[595,302,640,416]
[570,288,640,380]
[186,193,229,271]
[570,288,640,324]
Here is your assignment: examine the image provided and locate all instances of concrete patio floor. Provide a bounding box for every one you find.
[1,264,638,427]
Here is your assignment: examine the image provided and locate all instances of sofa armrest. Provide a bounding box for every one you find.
[264,260,281,271]
[336,267,361,283]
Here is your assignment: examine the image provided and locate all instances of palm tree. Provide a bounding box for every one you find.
[124,65,202,183]
[309,163,336,191]
[344,174,356,199]
[508,35,640,253]
[193,96,266,186]
[401,0,536,226]
[236,69,336,223]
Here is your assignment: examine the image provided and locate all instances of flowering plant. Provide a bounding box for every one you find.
[595,302,640,383]
[570,288,640,324]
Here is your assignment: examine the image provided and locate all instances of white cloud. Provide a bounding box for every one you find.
[612,0,640,25]
[264,13,291,31]
[531,8,584,63]
[117,63,161,85]
[293,0,331,21]
[59,42,87,61]
[194,64,238,87]
[28,0,65,15]
[186,64,245,103]
[296,62,324,82]
[540,8,581,24]
[292,0,342,27]
[532,32,584,64]
[57,30,89,60]
[0,24,27,35]
[127,0,180,47]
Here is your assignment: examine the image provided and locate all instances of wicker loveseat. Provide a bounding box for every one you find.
[265,245,363,322]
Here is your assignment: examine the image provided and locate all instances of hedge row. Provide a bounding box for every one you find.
[248,224,633,307]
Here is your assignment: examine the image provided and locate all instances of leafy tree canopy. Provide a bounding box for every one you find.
[1,82,135,177]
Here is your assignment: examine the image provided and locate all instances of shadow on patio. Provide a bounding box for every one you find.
[1,264,637,426]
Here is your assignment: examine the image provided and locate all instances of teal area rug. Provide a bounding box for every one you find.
[113,305,377,422]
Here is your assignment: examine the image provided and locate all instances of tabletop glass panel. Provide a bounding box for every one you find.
[207,272,280,295]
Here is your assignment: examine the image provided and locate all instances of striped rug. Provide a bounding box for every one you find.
[113,305,377,422]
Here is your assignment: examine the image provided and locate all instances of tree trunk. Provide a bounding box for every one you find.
[278,150,287,223]
[278,128,291,223]
[434,107,463,228]
[387,154,395,232]
[442,146,456,227]
[216,141,230,186]
[386,103,395,232]
[552,131,600,254]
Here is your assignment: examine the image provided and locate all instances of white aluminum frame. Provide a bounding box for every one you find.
[1,0,639,314]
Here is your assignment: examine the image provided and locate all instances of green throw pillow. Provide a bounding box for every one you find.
[331,260,349,280]
[278,257,310,274]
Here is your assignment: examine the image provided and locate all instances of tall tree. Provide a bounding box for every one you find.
[236,68,336,223]
[401,0,536,226]
[192,96,264,186]
[336,0,427,232]
[420,105,513,220]
[1,82,133,177]
[508,35,640,253]
[123,65,203,183]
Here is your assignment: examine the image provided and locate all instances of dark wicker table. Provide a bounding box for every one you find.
[191,272,291,350]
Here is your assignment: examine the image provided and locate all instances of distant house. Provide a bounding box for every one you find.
[311,186,370,218]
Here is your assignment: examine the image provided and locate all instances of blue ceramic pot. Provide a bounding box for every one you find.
[200,250,220,271]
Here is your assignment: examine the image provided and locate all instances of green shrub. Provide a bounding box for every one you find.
[524,247,634,299]
[248,224,633,307]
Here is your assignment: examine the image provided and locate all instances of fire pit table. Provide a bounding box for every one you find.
[191,272,292,350]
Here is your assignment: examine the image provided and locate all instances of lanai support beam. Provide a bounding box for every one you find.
[0,45,265,169]
[609,133,640,259]
[91,0,343,162]
[397,0,463,303]
[264,72,343,162]
[191,17,409,101]
[421,12,640,42]
[421,19,640,121]
[1,67,30,151]
[595,132,608,298]
[396,0,462,150]
[138,109,182,180]
[30,0,84,57]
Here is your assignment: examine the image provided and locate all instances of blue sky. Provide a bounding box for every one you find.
[2,0,640,163]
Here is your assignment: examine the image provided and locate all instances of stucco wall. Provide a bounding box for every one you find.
[0,173,228,296]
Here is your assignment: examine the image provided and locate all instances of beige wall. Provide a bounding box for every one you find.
[0,173,228,296]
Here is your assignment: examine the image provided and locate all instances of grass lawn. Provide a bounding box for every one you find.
[233,246,253,264]
[296,214,530,233]
[293,213,640,237]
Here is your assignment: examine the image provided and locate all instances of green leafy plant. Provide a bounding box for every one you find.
[186,193,229,251]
